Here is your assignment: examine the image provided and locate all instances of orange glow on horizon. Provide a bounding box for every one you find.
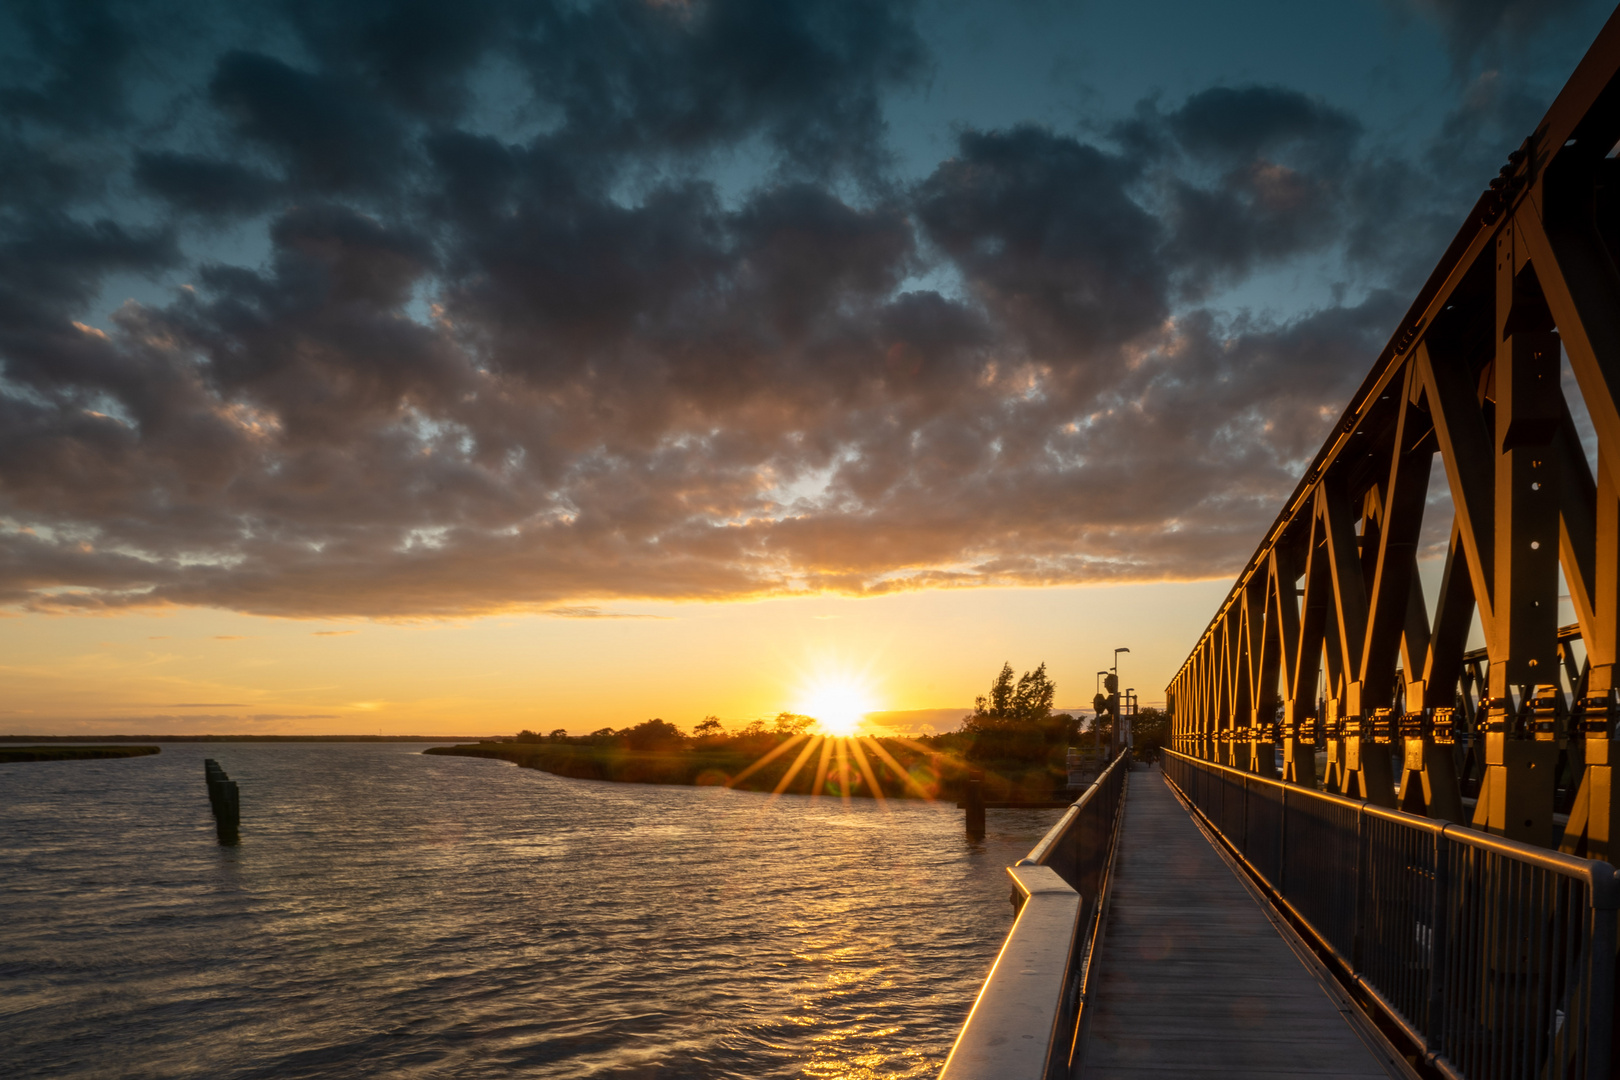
[0,582,1217,737]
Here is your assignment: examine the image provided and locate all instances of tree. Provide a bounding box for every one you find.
[548,729,568,741]
[962,661,1066,760]
[1014,663,1055,720]
[516,729,543,743]
[693,717,724,738]
[970,661,1055,723]
[975,662,1018,718]
[624,718,686,751]
[1132,707,1170,759]
[773,712,815,735]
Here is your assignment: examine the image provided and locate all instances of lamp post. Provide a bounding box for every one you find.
[1095,671,1109,752]
[1124,688,1137,759]
[1111,648,1130,755]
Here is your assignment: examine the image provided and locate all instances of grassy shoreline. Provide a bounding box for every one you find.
[425,740,1071,802]
[0,745,161,763]
[0,735,486,743]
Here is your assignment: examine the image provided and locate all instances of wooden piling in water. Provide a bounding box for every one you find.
[965,769,985,840]
[203,758,240,844]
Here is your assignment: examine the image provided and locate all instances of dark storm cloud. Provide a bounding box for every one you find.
[209,50,411,195]
[513,0,928,179]
[282,0,512,119]
[0,0,134,131]
[1168,86,1361,168]
[133,152,282,218]
[1117,87,1368,294]
[1399,0,1597,73]
[914,126,1166,357]
[0,0,1570,617]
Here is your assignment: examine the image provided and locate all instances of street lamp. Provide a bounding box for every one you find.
[1124,687,1138,761]
[1094,671,1109,748]
[1111,648,1130,755]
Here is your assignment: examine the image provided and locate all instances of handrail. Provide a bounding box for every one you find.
[939,749,1131,1080]
[1022,748,1129,869]
[1163,749,1619,1080]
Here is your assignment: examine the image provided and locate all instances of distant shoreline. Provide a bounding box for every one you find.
[427,740,1070,803]
[1,745,161,763]
[0,735,493,743]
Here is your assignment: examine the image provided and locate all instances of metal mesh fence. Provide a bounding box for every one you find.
[1164,750,1617,1080]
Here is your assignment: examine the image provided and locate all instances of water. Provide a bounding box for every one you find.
[0,743,1064,1079]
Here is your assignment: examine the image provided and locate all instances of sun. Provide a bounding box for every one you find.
[796,676,875,737]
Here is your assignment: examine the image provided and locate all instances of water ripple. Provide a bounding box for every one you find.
[0,743,1062,1078]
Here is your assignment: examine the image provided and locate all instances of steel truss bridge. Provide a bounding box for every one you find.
[942,11,1620,1080]
[1167,6,1620,861]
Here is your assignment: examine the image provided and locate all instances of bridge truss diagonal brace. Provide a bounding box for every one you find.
[1360,361,1437,713]
[1415,343,1497,642]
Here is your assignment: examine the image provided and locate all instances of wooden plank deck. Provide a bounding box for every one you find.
[1078,769,1401,1079]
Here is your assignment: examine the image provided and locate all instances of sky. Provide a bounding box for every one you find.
[0,0,1615,736]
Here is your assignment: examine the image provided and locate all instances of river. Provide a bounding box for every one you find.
[0,742,1064,1079]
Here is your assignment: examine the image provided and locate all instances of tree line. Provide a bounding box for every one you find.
[509,661,1171,763]
[512,713,816,753]
[915,660,1168,763]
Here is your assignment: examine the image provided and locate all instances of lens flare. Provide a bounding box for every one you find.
[796,676,874,737]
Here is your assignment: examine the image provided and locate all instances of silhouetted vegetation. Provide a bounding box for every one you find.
[1132,706,1170,760]
[0,745,160,763]
[426,709,1080,803]
[956,661,1079,762]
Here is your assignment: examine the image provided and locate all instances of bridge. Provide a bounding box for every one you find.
[941,9,1620,1079]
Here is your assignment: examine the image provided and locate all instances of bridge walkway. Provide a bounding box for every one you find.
[1078,769,1404,1079]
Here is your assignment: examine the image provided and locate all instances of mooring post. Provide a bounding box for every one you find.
[204,758,240,844]
[965,769,985,840]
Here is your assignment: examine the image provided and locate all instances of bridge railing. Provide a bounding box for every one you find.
[938,749,1130,1080]
[1164,749,1620,1080]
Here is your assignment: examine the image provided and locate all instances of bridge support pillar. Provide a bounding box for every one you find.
[1248,736,1277,778]
[1397,709,1464,821]
[1323,723,1347,794]
[1562,691,1618,859]
[1472,730,1558,846]
[1342,724,1396,808]
[1281,724,1315,787]
[1399,740,1464,821]
[1229,736,1251,772]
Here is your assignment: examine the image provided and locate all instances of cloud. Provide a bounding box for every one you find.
[915,125,1166,356]
[544,606,665,619]
[37,712,344,729]
[0,0,135,132]
[0,1,1579,619]
[1395,0,1597,74]
[508,0,928,181]
[209,50,410,196]
[133,152,282,218]
[248,713,339,721]
[313,629,357,635]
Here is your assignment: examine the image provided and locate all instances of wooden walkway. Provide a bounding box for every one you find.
[1078,769,1402,1079]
